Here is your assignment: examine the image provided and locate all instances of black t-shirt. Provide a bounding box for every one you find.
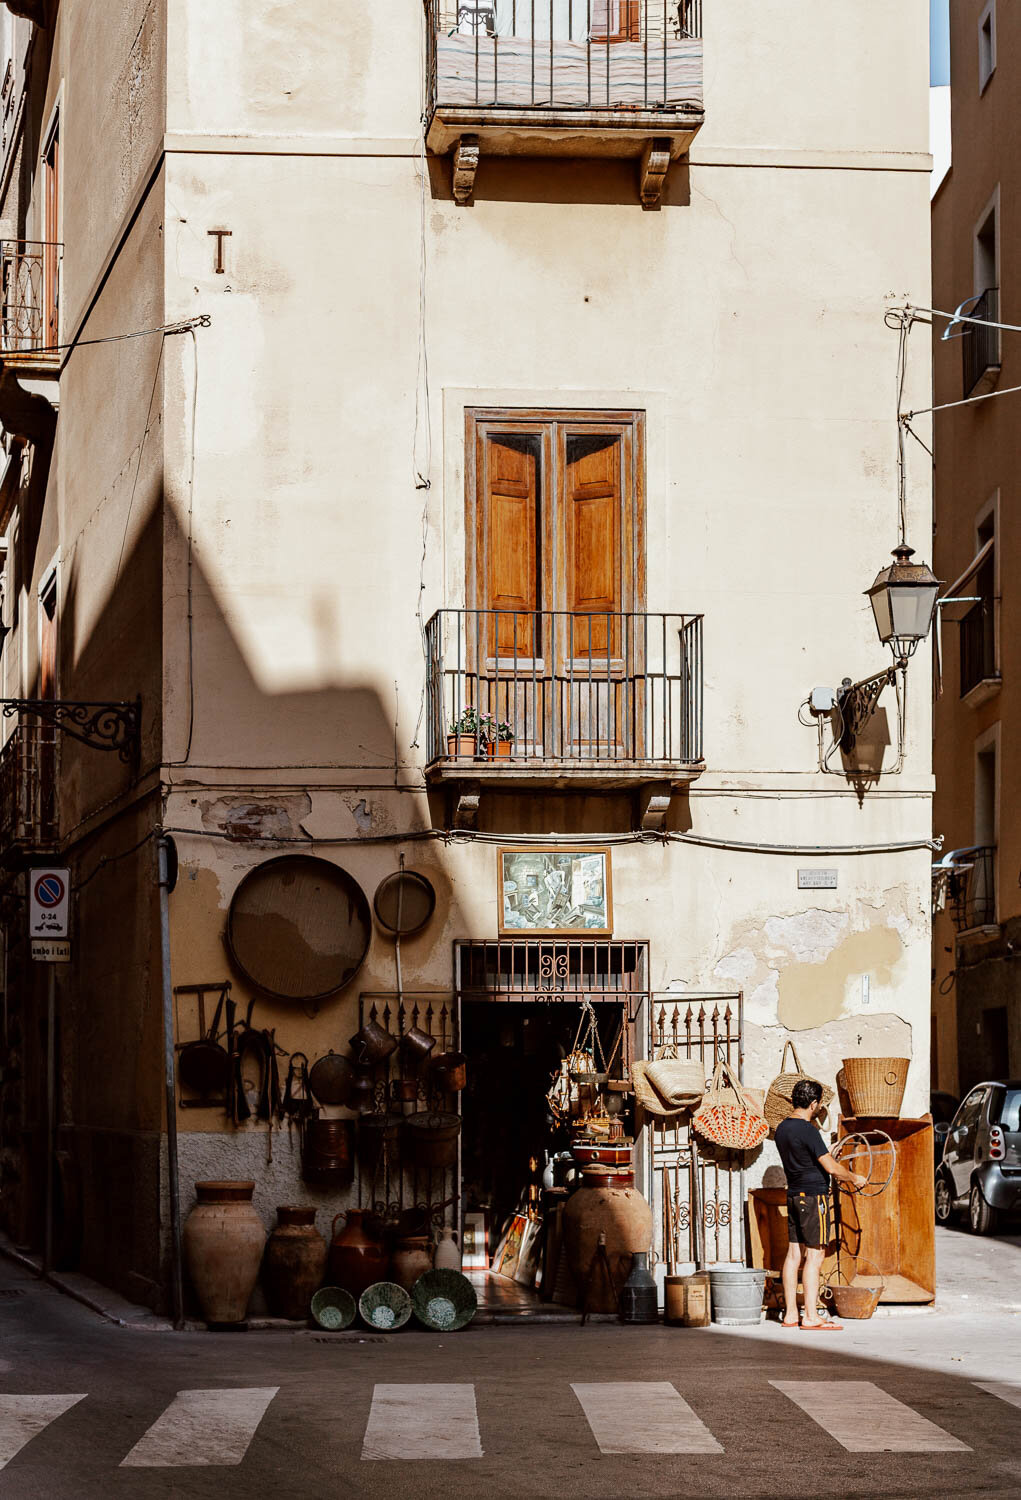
[775,1116,830,1194]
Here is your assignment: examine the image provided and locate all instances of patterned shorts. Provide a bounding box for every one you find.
[786,1191,832,1249]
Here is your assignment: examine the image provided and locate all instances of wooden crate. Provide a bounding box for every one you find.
[748,1187,839,1303]
[836,1116,935,1304]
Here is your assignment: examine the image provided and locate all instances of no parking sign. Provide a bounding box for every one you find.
[29,867,71,962]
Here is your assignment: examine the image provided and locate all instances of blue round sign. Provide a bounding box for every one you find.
[35,875,65,908]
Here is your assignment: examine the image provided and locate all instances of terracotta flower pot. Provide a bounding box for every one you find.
[446,733,477,758]
[263,1206,328,1321]
[485,740,513,759]
[184,1181,266,1325]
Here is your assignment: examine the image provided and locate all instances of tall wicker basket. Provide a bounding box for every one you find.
[840,1057,909,1118]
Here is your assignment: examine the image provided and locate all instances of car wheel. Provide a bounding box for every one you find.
[969,1183,999,1235]
[934,1172,956,1225]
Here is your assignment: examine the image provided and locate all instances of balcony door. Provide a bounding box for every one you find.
[468,409,644,758]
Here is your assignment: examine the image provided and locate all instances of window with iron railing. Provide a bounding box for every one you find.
[959,550,996,697]
[946,844,996,932]
[963,287,1000,397]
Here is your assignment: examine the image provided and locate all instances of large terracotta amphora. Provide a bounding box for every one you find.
[390,1235,433,1291]
[183,1180,266,1325]
[563,1168,653,1314]
[328,1208,388,1298]
[263,1206,328,1321]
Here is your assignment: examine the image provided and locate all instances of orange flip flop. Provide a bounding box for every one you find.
[800,1320,843,1331]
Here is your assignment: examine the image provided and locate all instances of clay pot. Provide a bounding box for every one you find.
[390,1235,434,1290]
[184,1181,266,1325]
[263,1206,328,1321]
[328,1208,389,1299]
[563,1169,653,1315]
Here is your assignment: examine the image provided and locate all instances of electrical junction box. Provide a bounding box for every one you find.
[809,685,836,715]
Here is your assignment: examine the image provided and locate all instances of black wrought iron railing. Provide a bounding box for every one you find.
[963,287,1000,398]
[426,1,704,114]
[426,608,703,767]
[0,724,58,855]
[0,239,61,359]
[946,844,996,932]
[959,598,996,697]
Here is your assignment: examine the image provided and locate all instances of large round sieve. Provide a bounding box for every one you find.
[373,870,436,936]
[226,855,371,1001]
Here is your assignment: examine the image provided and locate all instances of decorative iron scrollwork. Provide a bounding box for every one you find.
[1,697,140,765]
[836,667,898,753]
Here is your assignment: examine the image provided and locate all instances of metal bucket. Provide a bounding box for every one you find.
[708,1266,766,1326]
[404,1111,461,1168]
[664,1275,686,1326]
[301,1119,354,1186]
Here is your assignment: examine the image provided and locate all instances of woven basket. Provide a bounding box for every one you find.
[840,1057,909,1118]
[693,1060,769,1152]
[764,1041,835,1133]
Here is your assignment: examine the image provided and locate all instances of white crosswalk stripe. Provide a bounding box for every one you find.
[573,1381,723,1455]
[770,1380,971,1453]
[120,1387,280,1468]
[361,1383,483,1460]
[974,1381,1021,1410]
[0,1395,86,1469]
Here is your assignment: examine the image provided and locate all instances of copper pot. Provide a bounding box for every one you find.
[348,1073,376,1113]
[301,1118,354,1186]
[349,1019,398,1068]
[401,1026,436,1065]
[430,1051,467,1093]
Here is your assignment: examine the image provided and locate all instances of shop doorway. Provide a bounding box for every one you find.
[455,938,648,1314]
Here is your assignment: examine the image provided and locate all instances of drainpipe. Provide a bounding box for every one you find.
[158,835,184,1330]
[42,963,54,1273]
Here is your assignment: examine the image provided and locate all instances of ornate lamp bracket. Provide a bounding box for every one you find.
[1,697,141,766]
[835,665,902,753]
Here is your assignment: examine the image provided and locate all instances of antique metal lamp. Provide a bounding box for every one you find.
[836,544,941,752]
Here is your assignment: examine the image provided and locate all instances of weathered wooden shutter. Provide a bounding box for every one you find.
[486,434,540,657]
[564,433,622,658]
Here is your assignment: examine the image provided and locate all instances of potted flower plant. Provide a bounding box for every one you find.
[447,705,480,758]
[480,713,515,759]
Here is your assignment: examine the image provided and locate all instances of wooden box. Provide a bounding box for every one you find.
[748,1187,839,1296]
[836,1116,935,1304]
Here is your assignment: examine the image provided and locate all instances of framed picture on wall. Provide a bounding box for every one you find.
[497,848,612,936]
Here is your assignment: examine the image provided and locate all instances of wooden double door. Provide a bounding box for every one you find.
[467,410,645,760]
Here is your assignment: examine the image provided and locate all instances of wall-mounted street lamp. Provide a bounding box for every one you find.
[834,545,942,753]
[808,544,942,758]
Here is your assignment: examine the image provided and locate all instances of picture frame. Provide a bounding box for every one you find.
[491,1212,528,1279]
[497,848,613,936]
[511,1216,543,1288]
[462,1211,489,1271]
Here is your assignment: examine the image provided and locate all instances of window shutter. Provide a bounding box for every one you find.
[485,434,540,656]
[564,434,622,657]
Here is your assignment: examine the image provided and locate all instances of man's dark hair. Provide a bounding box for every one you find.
[791,1078,824,1110]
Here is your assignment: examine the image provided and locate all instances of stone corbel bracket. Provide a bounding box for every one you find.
[639,138,673,209]
[453,135,480,206]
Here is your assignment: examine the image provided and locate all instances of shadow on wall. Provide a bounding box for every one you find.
[3,493,478,1310]
[428,153,691,208]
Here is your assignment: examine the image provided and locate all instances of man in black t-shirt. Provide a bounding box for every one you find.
[774,1079,866,1330]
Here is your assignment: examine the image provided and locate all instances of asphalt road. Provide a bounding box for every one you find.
[0,1231,1017,1500]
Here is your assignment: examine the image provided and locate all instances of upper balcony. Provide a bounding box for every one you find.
[426,607,704,824]
[425,1,705,205]
[0,239,62,374]
[962,288,1001,399]
[0,724,58,866]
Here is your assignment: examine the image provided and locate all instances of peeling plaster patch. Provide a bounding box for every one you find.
[712,947,757,986]
[746,969,779,1025]
[764,910,849,965]
[777,925,904,1031]
[351,799,372,833]
[202,796,311,843]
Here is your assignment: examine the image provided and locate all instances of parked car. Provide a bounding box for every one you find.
[935,1080,1021,1233]
[931,1090,960,1163]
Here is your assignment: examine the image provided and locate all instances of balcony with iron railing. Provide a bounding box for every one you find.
[959,594,998,701]
[426,609,704,796]
[938,845,997,934]
[962,288,1001,398]
[0,724,58,861]
[425,1,705,204]
[0,239,61,370]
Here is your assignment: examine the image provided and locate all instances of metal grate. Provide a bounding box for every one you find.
[455,937,648,1006]
[0,723,59,858]
[0,239,61,357]
[963,287,1001,397]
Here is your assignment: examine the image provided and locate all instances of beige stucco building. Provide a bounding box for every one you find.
[931,0,1020,1098]
[0,0,935,1315]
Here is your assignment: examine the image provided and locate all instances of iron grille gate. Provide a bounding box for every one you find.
[648,992,746,1267]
